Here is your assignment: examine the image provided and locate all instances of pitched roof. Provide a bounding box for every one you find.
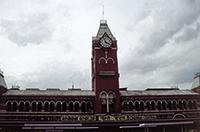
[2,89,95,96]
[120,89,198,96]
[92,20,116,41]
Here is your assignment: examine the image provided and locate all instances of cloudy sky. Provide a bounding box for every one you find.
[0,0,200,90]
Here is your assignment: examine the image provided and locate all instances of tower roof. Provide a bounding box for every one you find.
[191,72,200,89]
[0,71,7,89]
[92,20,116,41]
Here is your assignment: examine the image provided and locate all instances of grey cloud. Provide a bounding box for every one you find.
[0,12,52,46]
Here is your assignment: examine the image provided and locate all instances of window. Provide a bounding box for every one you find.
[168,101,172,110]
[158,101,162,110]
[81,102,86,112]
[178,101,183,110]
[129,101,133,111]
[100,91,115,113]
[19,102,24,111]
[32,102,36,112]
[146,101,151,110]
[87,102,91,112]
[50,102,54,112]
[12,102,17,111]
[140,102,144,111]
[75,102,79,112]
[69,102,73,112]
[6,102,12,111]
[135,102,139,111]
[57,102,61,112]
[173,101,177,110]
[38,102,42,112]
[44,102,49,112]
[62,102,66,112]
[188,100,192,109]
[183,101,187,109]
[193,100,197,109]
[151,101,155,110]
[162,101,166,110]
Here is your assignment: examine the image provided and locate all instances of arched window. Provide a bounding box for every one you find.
[193,100,197,109]
[100,91,115,113]
[87,102,91,112]
[188,100,192,109]
[162,101,166,110]
[81,102,86,112]
[146,101,151,110]
[151,101,155,110]
[173,101,177,110]
[168,101,172,110]
[75,102,79,112]
[62,102,66,112]
[123,102,128,111]
[25,102,29,111]
[69,102,73,112]
[44,102,49,112]
[57,102,61,112]
[158,101,162,110]
[19,102,24,111]
[135,102,139,111]
[140,102,144,111]
[108,92,115,113]
[50,102,54,112]
[178,101,183,110]
[183,101,187,109]
[38,102,42,112]
[6,102,12,111]
[32,102,36,112]
[12,102,17,111]
[129,101,133,111]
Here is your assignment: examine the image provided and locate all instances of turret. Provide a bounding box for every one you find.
[191,72,200,94]
[0,70,7,95]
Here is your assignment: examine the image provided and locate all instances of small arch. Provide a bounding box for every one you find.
[178,100,183,110]
[146,101,151,110]
[69,102,73,112]
[162,101,166,110]
[172,113,186,119]
[50,102,54,112]
[6,101,12,111]
[168,100,172,110]
[32,102,37,112]
[37,102,42,112]
[135,101,139,111]
[12,101,17,111]
[151,101,155,110]
[19,102,24,111]
[173,100,177,110]
[157,101,162,110]
[192,100,197,109]
[129,101,133,111]
[75,102,79,112]
[81,102,86,112]
[87,102,91,112]
[62,102,67,112]
[57,102,61,112]
[44,102,49,112]
[188,100,192,109]
[140,101,144,111]
[183,100,187,109]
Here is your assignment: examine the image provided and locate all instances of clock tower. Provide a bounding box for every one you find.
[92,20,120,114]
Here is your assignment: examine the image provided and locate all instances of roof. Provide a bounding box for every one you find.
[2,89,95,96]
[92,20,116,41]
[0,72,7,88]
[120,89,198,96]
[191,72,200,89]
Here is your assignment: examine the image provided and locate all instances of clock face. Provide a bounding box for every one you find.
[100,35,112,48]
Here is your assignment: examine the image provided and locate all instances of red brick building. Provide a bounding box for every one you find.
[0,20,200,132]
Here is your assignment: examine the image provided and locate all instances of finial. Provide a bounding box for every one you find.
[72,81,74,89]
[102,5,104,20]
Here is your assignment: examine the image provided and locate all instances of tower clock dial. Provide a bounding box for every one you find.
[100,35,112,48]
